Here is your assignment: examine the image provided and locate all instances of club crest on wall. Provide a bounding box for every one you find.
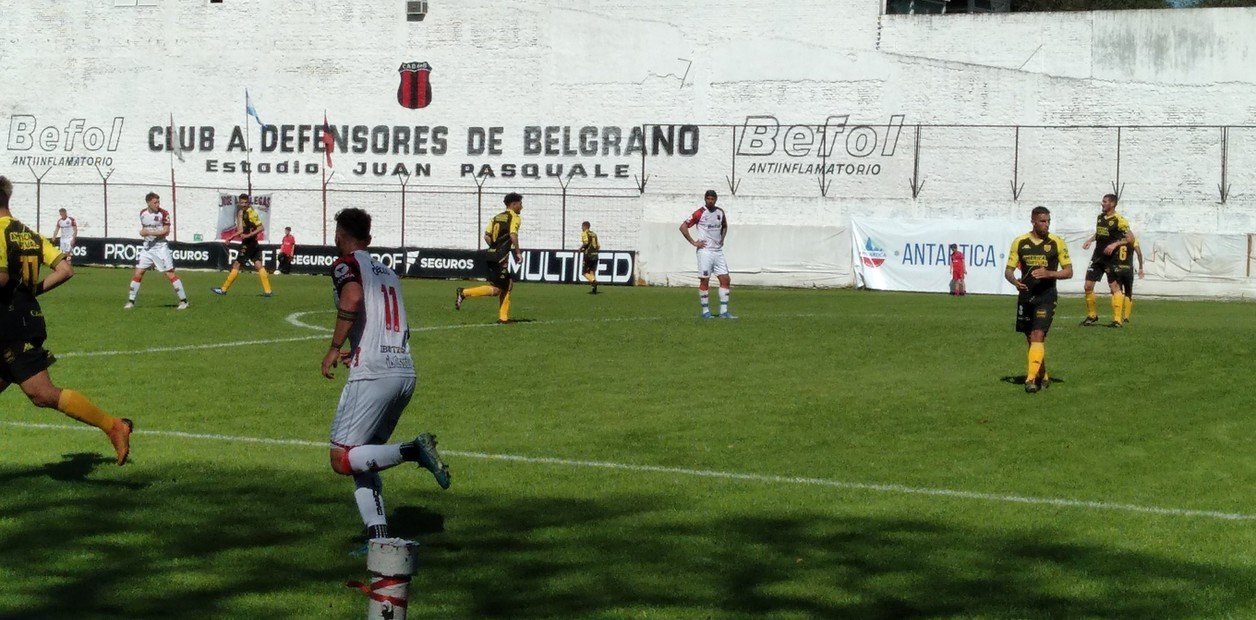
[397,62,433,109]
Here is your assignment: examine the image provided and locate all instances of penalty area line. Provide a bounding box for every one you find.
[1,420,1252,522]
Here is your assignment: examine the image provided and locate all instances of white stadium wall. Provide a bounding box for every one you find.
[3,2,1255,295]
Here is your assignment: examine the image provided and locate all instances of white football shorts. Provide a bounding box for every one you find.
[330,376,417,446]
[58,238,73,254]
[136,245,175,272]
[695,248,728,278]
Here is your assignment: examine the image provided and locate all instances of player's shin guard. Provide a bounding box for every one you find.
[1124,297,1133,320]
[718,287,730,315]
[698,289,710,314]
[170,276,187,302]
[352,473,387,530]
[1111,292,1124,323]
[499,291,511,322]
[462,285,496,298]
[221,268,240,292]
[258,267,272,294]
[1084,291,1097,319]
[57,389,117,432]
[127,277,142,302]
[347,445,405,473]
[1026,343,1045,384]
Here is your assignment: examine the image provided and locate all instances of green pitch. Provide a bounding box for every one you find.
[1,267,1252,618]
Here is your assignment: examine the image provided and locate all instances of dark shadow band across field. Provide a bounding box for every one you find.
[0,454,1250,618]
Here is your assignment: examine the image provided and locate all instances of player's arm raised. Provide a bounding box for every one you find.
[322,279,363,379]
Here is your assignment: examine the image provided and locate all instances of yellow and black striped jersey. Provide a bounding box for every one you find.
[1091,212,1131,259]
[238,207,263,242]
[579,229,600,255]
[486,210,521,253]
[1,215,65,340]
[1007,232,1071,297]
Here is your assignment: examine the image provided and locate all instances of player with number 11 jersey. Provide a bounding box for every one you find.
[321,208,448,546]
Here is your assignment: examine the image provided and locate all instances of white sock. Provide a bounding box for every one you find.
[718,288,730,314]
[699,289,710,313]
[348,444,404,473]
[171,277,187,302]
[353,473,387,529]
[128,280,141,302]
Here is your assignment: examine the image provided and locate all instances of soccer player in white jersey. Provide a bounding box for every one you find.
[125,193,188,310]
[53,208,77,260]
[679,189,735,319]
[321,207,451,543]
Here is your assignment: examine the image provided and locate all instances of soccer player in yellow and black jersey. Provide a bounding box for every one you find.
[455,192,522,323]
[1005,206,1073,394]
[1112,236,1143,324]
[212,193,273,297]
[1079,193,1133,327]
[578,221,600,294]
[0,176,133,464]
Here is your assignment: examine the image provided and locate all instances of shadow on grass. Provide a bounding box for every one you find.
[0,456,1250,618]
[1001,375,1067,386]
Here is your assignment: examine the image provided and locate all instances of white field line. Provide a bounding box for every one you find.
[2,420,1252,522]
[56,311,836,358]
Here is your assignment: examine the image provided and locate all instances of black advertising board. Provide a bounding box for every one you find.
[71,239,635,285]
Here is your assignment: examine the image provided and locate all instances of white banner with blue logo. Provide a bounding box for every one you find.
[851,218,1027,295]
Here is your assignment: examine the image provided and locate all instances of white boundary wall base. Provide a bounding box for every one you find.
[4,3,1256,296]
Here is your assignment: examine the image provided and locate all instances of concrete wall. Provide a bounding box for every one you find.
[2,3,1254,289]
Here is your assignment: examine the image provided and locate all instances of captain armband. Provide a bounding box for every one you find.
[336,309,359,322]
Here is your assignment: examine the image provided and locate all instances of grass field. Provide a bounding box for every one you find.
[1,266,1253,618]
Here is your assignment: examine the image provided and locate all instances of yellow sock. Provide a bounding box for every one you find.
[1026,342,1045,383]
[1084,291,1097,318]
[463,285,496,298]
[1123,297,1133,320]
[58,389,117,432]
[498,291,511,322]
[258,267,272,294]
[222,268,240,292]
[1111,292,1124,323]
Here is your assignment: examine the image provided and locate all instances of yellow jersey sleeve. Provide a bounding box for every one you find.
[1006,236,1023,270]
[0,219,8,267]
[246,209,262,228]
[40,235,64,268]
[509,213,521,235]
[580,230,589,247]
[1052,234,1071,268]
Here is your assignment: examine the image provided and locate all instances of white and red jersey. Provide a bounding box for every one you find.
[55,216,76,240]
[683,206,727,251]
[331,249,416,382]
[140,207,171,249]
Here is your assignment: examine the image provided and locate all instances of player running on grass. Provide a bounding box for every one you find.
[0,176,133,464]
[322,207,450,542]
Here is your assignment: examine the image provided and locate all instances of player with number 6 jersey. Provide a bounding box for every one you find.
[321,207,450,546]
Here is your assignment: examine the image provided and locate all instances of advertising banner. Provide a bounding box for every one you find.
[69,239,636,285]
[851,218,1024,295]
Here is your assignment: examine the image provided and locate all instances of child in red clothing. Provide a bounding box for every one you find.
[949,243,966,295]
